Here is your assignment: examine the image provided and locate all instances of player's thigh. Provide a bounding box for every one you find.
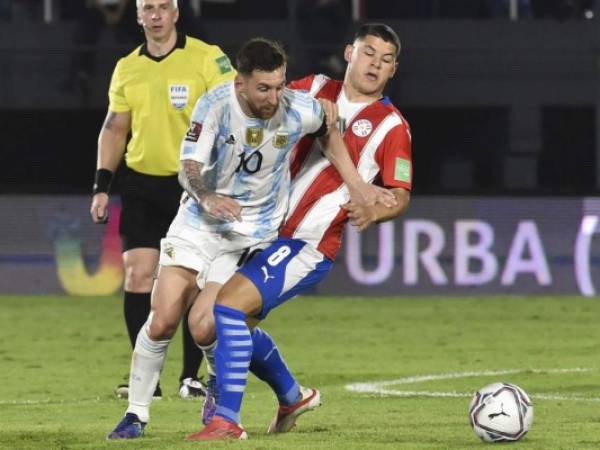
[238,238,332,320]
[159,224,223,285]
[149,265,199,338]
[207,239,271,316]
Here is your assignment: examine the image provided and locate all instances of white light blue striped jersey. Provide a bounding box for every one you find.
[177,81,325,239]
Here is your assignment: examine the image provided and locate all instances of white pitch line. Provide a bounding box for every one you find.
[345,367,600,402]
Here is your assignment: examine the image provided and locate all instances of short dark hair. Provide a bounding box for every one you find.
[354,23,401,57]
[236,38,287,75]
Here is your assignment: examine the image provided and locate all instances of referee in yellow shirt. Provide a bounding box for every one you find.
[90,0,235,399]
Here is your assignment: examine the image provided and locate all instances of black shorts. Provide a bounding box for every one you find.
[119,167,182,252]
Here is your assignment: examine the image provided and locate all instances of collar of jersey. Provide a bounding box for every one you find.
[139,33,186,62]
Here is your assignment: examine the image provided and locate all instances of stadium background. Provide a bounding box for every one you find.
[1,0,598,296]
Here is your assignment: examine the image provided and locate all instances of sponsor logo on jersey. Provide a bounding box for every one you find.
[185,121,203,142]
[216,55,233,74]
[394,157,411,182]
[169,84,189,110]
[272,131,289,149]
[351,119,373,137]
[246,127,264,148]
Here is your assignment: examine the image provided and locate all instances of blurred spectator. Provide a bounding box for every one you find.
[297,0,352,78]
[5,0,41,21]
[437,0,493,18]
[489,0,534,19]
[199,0,287,18]
[59,0,136,102]
[0,0,9,20]
[59,0,196,102]
[361,0,435,19]
[531,0,595,20]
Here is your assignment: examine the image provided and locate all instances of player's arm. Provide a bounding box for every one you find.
[320,127,397,208]
[343,188,410,231]
[178,160,241,222]
[343,120,413,231]
[178,96,241,222]
[312,98,396,207]
[90,110,131,223]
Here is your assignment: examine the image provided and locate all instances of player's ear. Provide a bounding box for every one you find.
[173,6,179,23]
[343,44,353,63]
[389,61,398,79]
[234,74,246,92]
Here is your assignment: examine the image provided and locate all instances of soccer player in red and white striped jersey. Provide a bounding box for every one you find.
[188,23,412,440]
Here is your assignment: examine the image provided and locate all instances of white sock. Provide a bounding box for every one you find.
[126,323,170,423]
[198,340,217,377]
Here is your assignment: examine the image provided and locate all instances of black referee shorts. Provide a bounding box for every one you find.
[119,167,182,252]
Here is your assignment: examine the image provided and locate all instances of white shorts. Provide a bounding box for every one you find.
[159,219,274,289]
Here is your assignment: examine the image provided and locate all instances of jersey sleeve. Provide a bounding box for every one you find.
[202,45,236,91]
[288,74,316,92]
[180,94,220,165]
[374,120,413,190]
[108,59,130,113]
[300,94,326,136]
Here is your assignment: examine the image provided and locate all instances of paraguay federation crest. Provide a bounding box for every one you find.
[351,119,373,137]
[246,127,264,148]
[169,84,189,110]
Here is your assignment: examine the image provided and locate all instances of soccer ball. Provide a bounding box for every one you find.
[469,382,534,443]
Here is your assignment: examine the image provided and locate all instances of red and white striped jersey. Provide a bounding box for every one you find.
[281,74,412,260]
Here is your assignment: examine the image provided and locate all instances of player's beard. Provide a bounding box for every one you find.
[243,94,277,120]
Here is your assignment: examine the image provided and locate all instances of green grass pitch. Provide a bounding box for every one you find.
[1,295,600,449]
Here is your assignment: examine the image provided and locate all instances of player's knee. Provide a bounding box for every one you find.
[215,274,261,316]
[215,282,240,308]
[148,313,178,340]
[189,315,215,346]
[124,265,155,292]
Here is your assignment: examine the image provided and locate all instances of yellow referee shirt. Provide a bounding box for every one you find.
[108,34,235,176]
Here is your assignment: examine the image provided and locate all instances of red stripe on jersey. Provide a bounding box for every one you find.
[315,207,348,259]
[287,74,316,92]
[290,136,315,180]
[289,76,342,180]
[281,164,344,234]
[285,75,412,260]
[314,78,343,101]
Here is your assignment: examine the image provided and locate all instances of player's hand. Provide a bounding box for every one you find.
[201,194,242,222]
[347,181,397,208]
[342,201,378,232]
[318,98,338,133]
[90,192,109,224]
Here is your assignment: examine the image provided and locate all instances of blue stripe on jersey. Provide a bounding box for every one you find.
[284,88,314,108]
[190,83,231,123]
[251,108,303,238]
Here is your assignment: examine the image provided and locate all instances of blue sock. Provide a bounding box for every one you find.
[250,327,300,406]
[213,304,252,424]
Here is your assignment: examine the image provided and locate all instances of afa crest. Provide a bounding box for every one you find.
[246,127,264,148]
[272,131,289,149]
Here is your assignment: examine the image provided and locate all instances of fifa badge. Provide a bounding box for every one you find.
[246,127,264,148]
[169,84,189,110]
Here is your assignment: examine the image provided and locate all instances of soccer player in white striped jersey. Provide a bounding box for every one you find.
[108,36,390,440]
[186,23,412,441]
